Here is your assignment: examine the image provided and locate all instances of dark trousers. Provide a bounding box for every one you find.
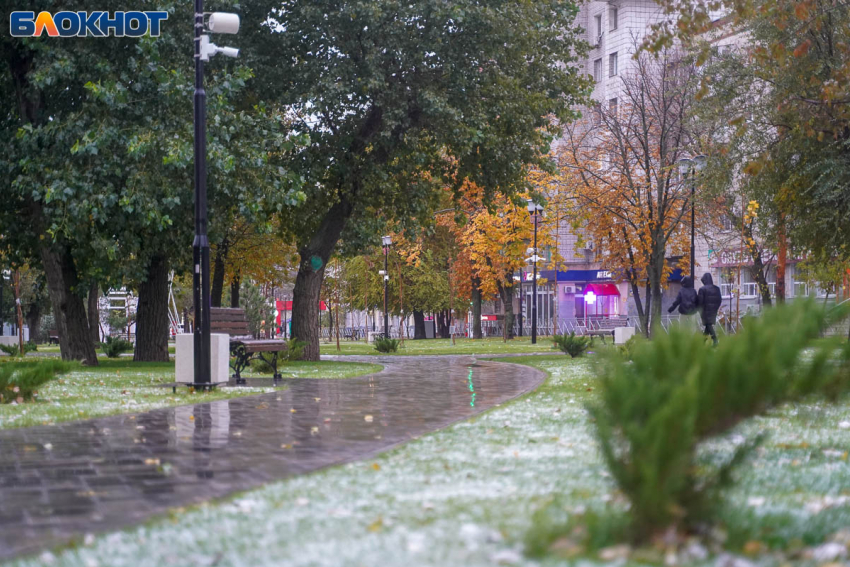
[703,322,718,345]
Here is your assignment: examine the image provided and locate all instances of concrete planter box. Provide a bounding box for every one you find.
[175,333,230,384]
[614,327,636,344]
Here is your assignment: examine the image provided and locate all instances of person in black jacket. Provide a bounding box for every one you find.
[697,272,722,345]
[668,276,698,317]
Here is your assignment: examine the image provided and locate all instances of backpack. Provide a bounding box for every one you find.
[678,288,698,315]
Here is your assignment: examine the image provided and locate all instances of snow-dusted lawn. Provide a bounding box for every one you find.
[0,360,381,429]
[13,355,850,566]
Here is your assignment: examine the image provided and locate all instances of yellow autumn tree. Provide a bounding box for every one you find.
[549,49,699,335]
[443,181,561,339]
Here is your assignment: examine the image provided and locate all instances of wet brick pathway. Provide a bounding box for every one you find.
[0,356,544,560]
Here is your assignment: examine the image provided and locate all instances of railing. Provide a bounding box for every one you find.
[719,282,760,299]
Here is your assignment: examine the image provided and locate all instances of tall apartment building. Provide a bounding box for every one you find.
[509,0,713,334]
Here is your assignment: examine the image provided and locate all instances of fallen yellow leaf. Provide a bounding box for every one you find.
[743,540,764,555]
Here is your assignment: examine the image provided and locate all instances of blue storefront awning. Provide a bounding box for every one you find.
[536,269,615,282]
[534,268,685,283]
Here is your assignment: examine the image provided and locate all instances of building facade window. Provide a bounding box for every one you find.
[609,7,618,30]
[592,104,602,125]
[609,97,618,115]
[609,52,618,76]
[595,14,603,40]
[593,58,602,82]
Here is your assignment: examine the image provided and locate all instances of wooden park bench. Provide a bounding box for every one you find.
[586,317,628,343]
[210,307,289,385]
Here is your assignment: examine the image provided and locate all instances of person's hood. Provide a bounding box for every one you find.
[682,276,694,289]
[701,273,714,286]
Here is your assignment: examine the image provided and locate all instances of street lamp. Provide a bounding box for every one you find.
[0,269,6,337]
[526,200,544,345]
[514,271,523,337]
[381,235,392,338]
[678,155,706,279]
[191,8,240,388]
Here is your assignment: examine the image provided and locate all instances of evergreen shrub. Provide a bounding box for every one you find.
[0,344,20,357]
[0,360,71,403]
[101,336,133,358]
[374,337,399,353]
[616,334,644,360]
[553,332,591,358]
[281,338,307,362]
[589,300,850,539]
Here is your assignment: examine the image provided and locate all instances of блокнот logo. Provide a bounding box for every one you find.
[10,11,168,37]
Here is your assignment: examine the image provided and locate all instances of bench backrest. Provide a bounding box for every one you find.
[596,317,628,330]
[210,308,252,337]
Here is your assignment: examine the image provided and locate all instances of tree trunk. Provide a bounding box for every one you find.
[498,282,515,339]
[230,274,241,308]
[776,215,787,303]
[134,256,170,362]
[211,240,229,308]
[38,241,98,365]
[413,310,426,339]
[471,278,482,339]
[25,303,41,344]
[752,261,772,307]
[436,310,450,339]
[647,253,663,338]
[744,223,772,307]
[291,200,352,361]
[629,280,649,338]
[87,282,100,344]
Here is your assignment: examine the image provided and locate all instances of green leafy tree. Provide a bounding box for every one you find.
[1,1,304,363]
[251,1,590,359]
[682,0,850,275]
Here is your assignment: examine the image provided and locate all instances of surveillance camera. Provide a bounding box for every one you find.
[208,12,240,34]
[218,46,239,58]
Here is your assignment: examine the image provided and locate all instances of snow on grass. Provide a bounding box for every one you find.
[0,361,381,429]
[13,355,850,567]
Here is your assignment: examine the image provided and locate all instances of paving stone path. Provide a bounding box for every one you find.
[0,355,545,560]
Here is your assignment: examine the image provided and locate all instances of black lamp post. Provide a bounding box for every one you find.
[192,7,240,387]
[527,200,544,344]
[0,269,4,337]
[381,235,392,337]
[677,155,706,279]
[516,270,523,337]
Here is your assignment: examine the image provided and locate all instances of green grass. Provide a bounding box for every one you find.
[0,359,381,429]
[320,336,557,356]
[11,355,850,566]
[21,344,177,355]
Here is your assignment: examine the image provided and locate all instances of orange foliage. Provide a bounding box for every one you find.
[437,181,561,300]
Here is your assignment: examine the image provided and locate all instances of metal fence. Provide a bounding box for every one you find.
[316,299,850,341]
